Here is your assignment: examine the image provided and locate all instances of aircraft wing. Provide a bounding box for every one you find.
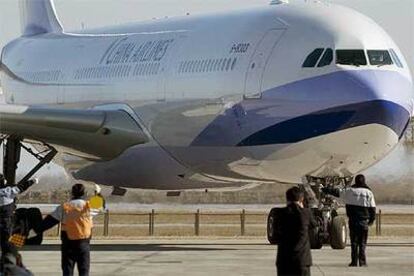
[0,104,149,160]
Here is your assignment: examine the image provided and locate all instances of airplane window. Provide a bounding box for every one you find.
[317,48,333,67]
[212,59,218,71]
[336,50,367,66]
[193,60,198,73]
[216,59,221,71]
[367,50,393,66]
[202,60,205,72]
[197,60,202,72]
[389,49,403,68]
[187,61,191,73]
[200,60,204,72]
[217,59,222,71]
[302,48,324,67]
[226,58,232,71]
[194,60,198,73]
[182,62,186,73]
[231,58,237,70]
[206,60,212,72]
[221,59,226,71]
[185,61,190,73]
[199,60,203,72]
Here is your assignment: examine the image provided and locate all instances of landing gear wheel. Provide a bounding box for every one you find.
[330,216,347,249]
[267,208,280,245]
[309,226,323,249]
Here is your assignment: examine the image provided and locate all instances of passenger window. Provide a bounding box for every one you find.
[214,59,220,71]
[389,49,403,68]
[184,61,189,73]
[226,58,232,71]
[302,48,324,67]
[336,50,367,66]
[231,58,237,70]
[196,60,201,73]
[221,59,226,71]
[207,60,213,72]
[367,50,393,66]
[202,60,207,72]
[317,48,333,67]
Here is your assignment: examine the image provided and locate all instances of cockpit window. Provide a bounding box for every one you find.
[302,48,324,67]
[317,48,333,67]
[389,49,403,68]
[367,50,393,66]
[336,50,367,66]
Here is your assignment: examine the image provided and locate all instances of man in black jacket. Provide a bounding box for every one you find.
[323,174,376,267]
[276,187,316,276]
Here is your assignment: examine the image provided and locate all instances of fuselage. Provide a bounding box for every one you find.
[0,2,413,189]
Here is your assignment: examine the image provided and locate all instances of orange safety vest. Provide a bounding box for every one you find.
[61,201,93,240]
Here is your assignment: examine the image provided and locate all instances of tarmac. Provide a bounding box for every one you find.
[19,237,414,276]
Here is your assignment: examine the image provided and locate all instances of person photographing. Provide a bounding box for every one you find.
[276,187,317,276]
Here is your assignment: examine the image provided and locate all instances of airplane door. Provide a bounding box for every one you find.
[244,29,284,99]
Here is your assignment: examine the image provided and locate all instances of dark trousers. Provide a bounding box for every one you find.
[0,204,15,271]
[349,222,368,266]
[277,266,310,276]
[61,232,90,276]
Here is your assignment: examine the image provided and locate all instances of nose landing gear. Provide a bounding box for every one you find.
[1,135,57,186]
[267,176,351,250]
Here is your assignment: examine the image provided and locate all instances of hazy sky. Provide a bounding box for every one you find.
[0,0,413,77]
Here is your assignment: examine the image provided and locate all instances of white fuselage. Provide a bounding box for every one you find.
[1,3,413,189]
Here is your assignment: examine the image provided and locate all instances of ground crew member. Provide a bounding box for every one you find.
[323,174,376,267]
[41,183,96,276]
[276,187,316,276]
[0,174,38,271]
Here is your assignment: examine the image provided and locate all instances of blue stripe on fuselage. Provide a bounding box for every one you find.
[190,70,413,147]
[237,100,410,146]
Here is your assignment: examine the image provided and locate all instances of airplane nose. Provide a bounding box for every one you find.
[343,70,413,138]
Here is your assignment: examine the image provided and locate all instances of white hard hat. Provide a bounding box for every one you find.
[94,184,102,194]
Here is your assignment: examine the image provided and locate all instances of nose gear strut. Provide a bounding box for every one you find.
[1,135,57,185]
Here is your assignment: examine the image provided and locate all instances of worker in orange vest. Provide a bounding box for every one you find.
[41,184,96,276]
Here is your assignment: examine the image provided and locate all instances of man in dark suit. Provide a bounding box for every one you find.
[276,187,316,276]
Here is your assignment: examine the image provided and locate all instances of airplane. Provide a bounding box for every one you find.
[0,0,412,249]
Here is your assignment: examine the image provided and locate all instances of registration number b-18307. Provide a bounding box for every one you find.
[230,43,250,54]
